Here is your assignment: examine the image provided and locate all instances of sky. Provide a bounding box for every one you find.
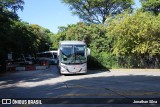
[17,0,141,34]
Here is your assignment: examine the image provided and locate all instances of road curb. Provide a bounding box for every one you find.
[7,65,49,71]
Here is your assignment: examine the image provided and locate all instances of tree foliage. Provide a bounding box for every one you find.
[54,22,107,50]
[52,10,160,68]
[0,21,52,54]
[0,0,24,21]
[62,0,134,23]
[0,0,24,13]
[0,0,53,71]
[107,11,160,68]
[140,0,160,15]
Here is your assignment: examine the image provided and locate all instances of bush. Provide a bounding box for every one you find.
[87,51,118,69]
[99,52,118,69]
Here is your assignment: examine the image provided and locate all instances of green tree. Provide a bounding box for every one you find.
[62,0,134,23]
[53,22,107,48]
[0,0,24,72]
[29,24,52,52]
[0,0,24,13]
[0,0,55,72]
[107,11,160,68]
[140,0,160,15]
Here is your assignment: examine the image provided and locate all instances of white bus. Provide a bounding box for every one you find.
[36,51,58,64]
[58,41,90,74]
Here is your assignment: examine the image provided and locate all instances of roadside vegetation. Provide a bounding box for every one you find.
[53,0,160,69]
[0,0,53,71]
[0,0,160,71]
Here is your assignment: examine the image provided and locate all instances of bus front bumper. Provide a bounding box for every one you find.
[60,64,87,74]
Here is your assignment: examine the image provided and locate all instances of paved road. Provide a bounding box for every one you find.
[0,66,160,106]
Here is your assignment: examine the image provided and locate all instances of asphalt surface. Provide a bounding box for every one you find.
[0,65,160,107]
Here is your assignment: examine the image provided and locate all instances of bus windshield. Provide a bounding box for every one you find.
[60,45,86,64]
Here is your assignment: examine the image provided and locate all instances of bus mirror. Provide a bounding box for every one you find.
[87,48,91,56]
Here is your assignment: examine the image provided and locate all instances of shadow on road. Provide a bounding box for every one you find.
[0,69,160,106]
[0,65,60,85]
[87,69,110,75]
[0,64,110,88]
[1,65,160,106]
[0,72,160,97]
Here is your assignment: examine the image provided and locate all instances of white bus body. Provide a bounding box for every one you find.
[58,41,90,74]
[36,51,58,64]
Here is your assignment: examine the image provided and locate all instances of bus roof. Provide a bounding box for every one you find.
[36,50,57,54]
[60,41,85,45]
[46,50,58,53]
